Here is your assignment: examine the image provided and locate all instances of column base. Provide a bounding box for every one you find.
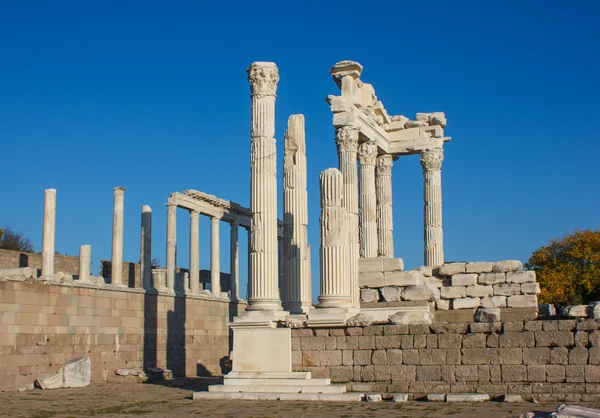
[281,302,313,315]
[307,307,360,328]
[231,310,290,328]
[317,295,353,309]
[246,298,284,312]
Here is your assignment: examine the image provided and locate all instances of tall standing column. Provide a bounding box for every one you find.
[140,205,152,289]
[41,188,56,277]
[189,210,200,294]
[420,148,445,267]
[335,126,360,308]
[211,216,221,295]
[111,186,126,286]
[166,203,177,292]
[230,221,239,300]
[79,244,91,282]
[376,155,394,258]
[318,168,351,308]
[358,140,378,258]
[282,114,312,314]
[246,61,282,312]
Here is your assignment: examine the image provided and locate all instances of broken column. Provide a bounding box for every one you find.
[246,61,282,312]
[79,245,91,282]
[282,114,312,314]
[210,216,221,295]
[318,168,351,308]
[376,154,394,258]
[335,126,360,308]
[358,140,378,258]
[189,210,200,294]
[41,188,56,277]
[111,187,126,286]
[420,148,444,267]
[165,203,176,292]
[140,205,152,290]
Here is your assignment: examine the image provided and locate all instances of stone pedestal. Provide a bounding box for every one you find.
[140,205,152,290]
[420,149,444,267]
[165,203,177,292]
[111,187,126,286]
[358,140,378,258]
[189,210,200,294]
[41,188,56,277]
[211,216,221,295]
[231,327,291,372]
[376,155,394,258]
[79,245,91,282]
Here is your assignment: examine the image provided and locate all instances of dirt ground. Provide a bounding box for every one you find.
[1,379,598,418]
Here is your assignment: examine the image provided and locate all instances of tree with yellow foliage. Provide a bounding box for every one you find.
[526,229,600,306]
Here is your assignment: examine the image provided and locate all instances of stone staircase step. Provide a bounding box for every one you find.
[193,391,363,401]
[209,384,346,394]
[225,371,311,379]
[224,377,331,386]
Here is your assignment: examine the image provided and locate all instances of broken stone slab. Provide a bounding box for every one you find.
[365,393,383,402]
[466,262,493,274]
[480,296,507,308]
[446,393,489,402]
[474,308,501,323]
[346,313,375,327]
[115,368,142,377]
[64,357,91,388]
[478,273,506,285]
[565,305,592,318]
[401,285,436,301]
[18,383,35,392]
[503,394,523,403]
[492,260,523,273]
[552,404,600,417]
[427,394,446,402]
[438,263,465,276]
[452,297,480,310]
[360,288,380,303]
[507,271,536,284]
[507,295,537,308]
[36,368,64,389]
[388,310,433,325]
[392,394,408,402]
[451,274,477,286]
[380,286,402,302]
[384,270,425,287]
[0,267,34,278]
[284,318,306,328]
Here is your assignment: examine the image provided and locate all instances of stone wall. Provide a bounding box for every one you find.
[0,248,79,275]
[292,320,600,401]
[0,277,242,391]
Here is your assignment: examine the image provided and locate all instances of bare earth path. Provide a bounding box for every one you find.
[1,380,598,418]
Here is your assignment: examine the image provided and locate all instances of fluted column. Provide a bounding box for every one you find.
[230,221,239,300]
[246,61,282,311]
[376,155,394,258]
[189,210,200,294]
[166,203,177,292]
[79,245,91,282]
[211,216,221,295]
[318,168,351,308]
[335,126,360,308]
[420,148,444,267]
[140,205,152,289]
[111,187,126,286]
[282,114,311,314]
[358,140,378,258]
[41,188,56,277]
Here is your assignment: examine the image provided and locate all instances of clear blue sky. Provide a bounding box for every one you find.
[1,1,598,300]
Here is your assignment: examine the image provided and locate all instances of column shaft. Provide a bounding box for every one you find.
[79,244,91,282]
[189,210,200,294]
[358,140,378,258]
[376,155,394,258]
[140,205,152,289]
[230,222,239,300]
[111,187,126,286]
[41,188,56,277]
[166,204,177,291]
[211,216,221,294]
[421,149,444,267]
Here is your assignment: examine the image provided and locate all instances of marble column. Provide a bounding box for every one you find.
[358,140,378,258]
[166,203,177,292]
[335,126,360,308]
[420,148,445,267]
[246,61,282,312]
[211,216,221,295]
[230,222,239,300]
[41,188,56,277]
[376,155,394,258]
[318,168,351,308]
[140,205,152,289]
[111,187,126,286]
[79,244,91,282]
[189,210,200,294]
[282,114,312,314]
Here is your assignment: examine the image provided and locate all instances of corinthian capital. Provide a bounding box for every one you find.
[376,154,393,176]
[335,126,359,153]
[247,62,279,96]
[358,141,378,165]
[420,148,444,172]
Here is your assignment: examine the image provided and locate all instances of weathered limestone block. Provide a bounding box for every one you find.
[380,286,402,302]
[389,311,434,325]
[384,270,425,286]
[466,262,493,273]
[446,394,490,402]
[451,274,478,286]
[480,296,507,308]
[493,283,521,296]
[506,295,537,308]
[402,285,436,301]
[478,273,506,285]
[427,394,446,402]
[502,394,523,403]
[383,258,404,272]
[426,276,444,287]
[359,258,383,273]
[365,394,382,402]
[506,271,536,284]
[492,260,522,273]
[0,267,34,279]
[347,313,375,327]
[438,263,465,276]
[440,286,466,299]
[521,282,541,295]
[359,272,384,288]
[565,305,591,318]
[593,302,600,319]
[416,266,434,277]
[466,285,493,298]
[360,288,379,303]
[393,394,408,402]
[36,369,63,389]
[452,297,480,310]
[474,308,501,323]
[436,299,451,310]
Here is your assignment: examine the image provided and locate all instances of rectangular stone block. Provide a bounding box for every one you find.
[426,276,445,288]
[536,331,574,347]
[384,271,425,287]
[502,365,527,382]
[418,349,446,365]
[466,262,493,274]
[493,283,521,296]
[523,347,550,364]
[480,296,507,308]
[359,257,383,273]
[359,272,384,288]
[566,365,585,383]
[451,274,478,286]
[491,348,523,365]
[463,333,487,348]
[436,299,450,310]
[466,285,493,298]
[528,365,546,382]
[452,298,480,310]
[382,258,404,272]
[438,263,466,276]
[438,334,462,349]
[499,332,534,348]
[547,365,566,382]
[416,365,441,381]
[507,295,537,308]
[506,271,536,284]
[520,282,541,295]
[479,273,506,285]
[455,365,478,382]
[492,260,523,273]
[461,348,491,365]
[586,366,600,383]
[440,286,466,299]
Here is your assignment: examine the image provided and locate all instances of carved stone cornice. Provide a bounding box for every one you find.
[247,62,279,97]
[376,154,393,176]
[335,126,359,153]
[420,148,444,172]
[358,141,378,165]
